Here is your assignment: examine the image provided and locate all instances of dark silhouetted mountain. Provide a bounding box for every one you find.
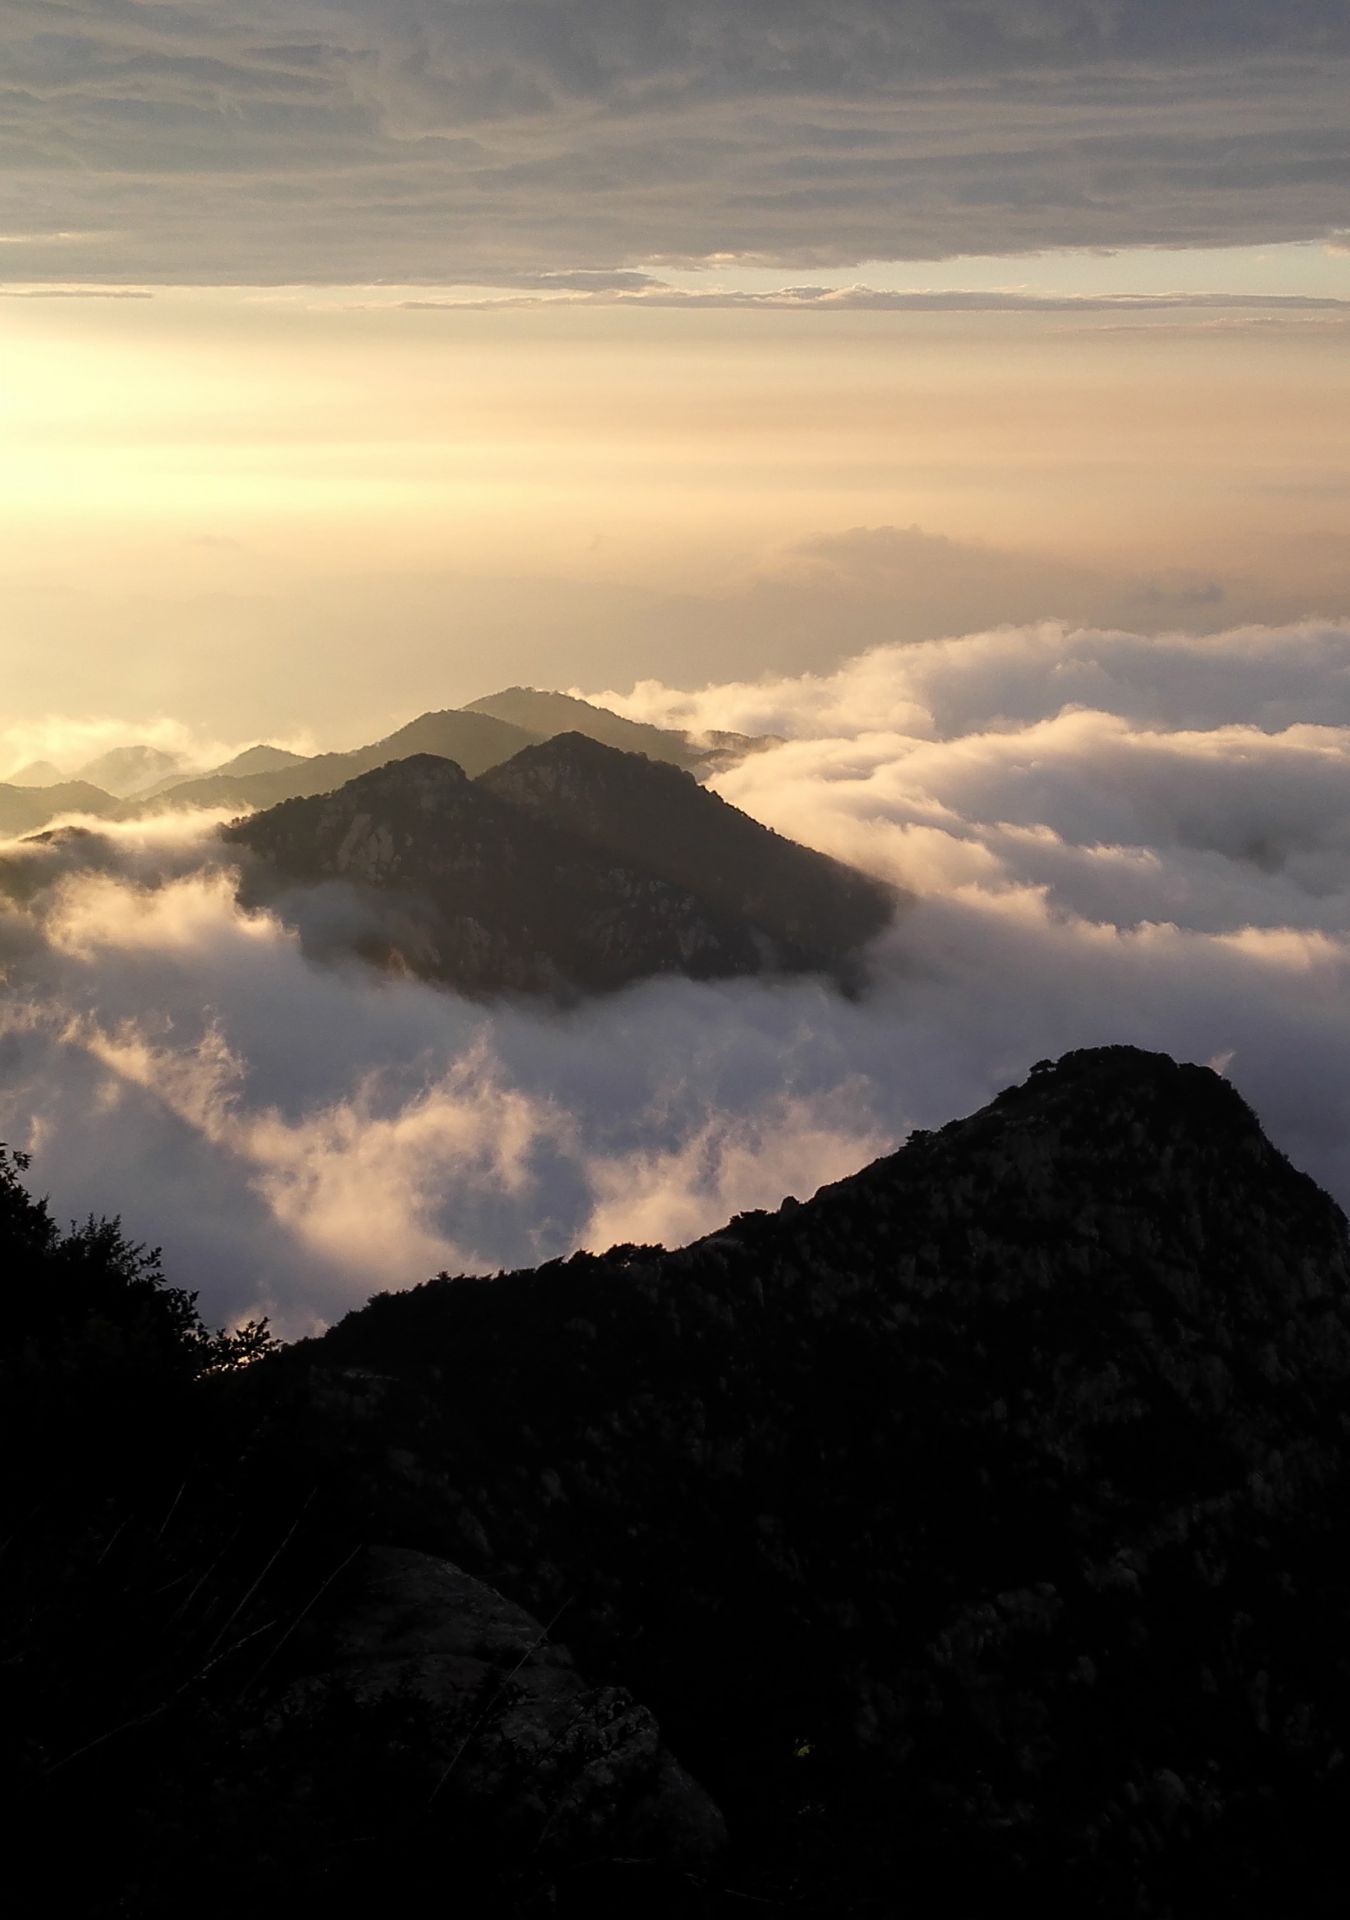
[117,688,773,827]
[117,689,773,828]
[465,685,764,772]
[368,708,542,770]
[0,779,119,838]
[7,1049,1350,1916]
[73,743,184,797]
[482,731,893,971]
[6,758,66,789]
[222,740,896,995]
[281,1047,1350,1913]
[139,709,539,817]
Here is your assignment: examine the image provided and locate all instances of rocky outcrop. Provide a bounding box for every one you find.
[273,1544,725,1899]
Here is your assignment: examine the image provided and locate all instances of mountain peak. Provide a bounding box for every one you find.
[339,751,472,796]
[6,759,66,789]
[985,1043,1287,1171]
[463,687,730,772]
[72,743,183,799]
[488,725,683,790]
[225,735,895,996]
[482,730,898,975]
[825,1043,1299,1207]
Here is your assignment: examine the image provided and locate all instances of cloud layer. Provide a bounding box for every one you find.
[2,1,1347,281]
[3,615,1350,1335]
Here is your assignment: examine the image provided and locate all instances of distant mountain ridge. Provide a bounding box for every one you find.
[465,686,767,774]
[145,709,541,818]
[138,743,310,797]
[1,687,779,840]
[5,760,66,789]
[73,743,183,798]
[225,734,896,996]
[0,779,120,838]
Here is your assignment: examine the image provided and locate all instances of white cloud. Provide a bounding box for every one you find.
[4,619,1350,1335]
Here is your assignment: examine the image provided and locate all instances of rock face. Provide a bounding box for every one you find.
[224,739,897,995]
[274,1545,726,1897]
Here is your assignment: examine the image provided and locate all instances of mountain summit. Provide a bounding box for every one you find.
[224,735,897,995]
[465,685,761,772]
[145,708,540,817]
[72,743,183,798]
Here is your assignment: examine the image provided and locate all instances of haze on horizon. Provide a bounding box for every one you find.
[1,0,1347,754]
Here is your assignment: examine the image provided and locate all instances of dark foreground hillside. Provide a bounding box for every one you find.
[5,1048,1350,1916]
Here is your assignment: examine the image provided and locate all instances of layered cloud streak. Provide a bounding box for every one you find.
[4,617,1350,1332]
[3,0,1347,280]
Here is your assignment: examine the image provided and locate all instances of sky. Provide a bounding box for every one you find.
[3,3,1350,1326]
[1,0,1348,748]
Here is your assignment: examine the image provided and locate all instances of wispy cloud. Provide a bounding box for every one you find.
[392,284,1350,314]
[0,287,150,299]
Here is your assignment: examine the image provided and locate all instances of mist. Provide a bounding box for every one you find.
[3,616,1349,1334]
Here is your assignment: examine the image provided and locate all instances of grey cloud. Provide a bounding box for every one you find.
[0,285,150,297]
[1,2,1346,281]
[407,285,1350,312]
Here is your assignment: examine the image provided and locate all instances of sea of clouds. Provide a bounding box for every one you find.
[3,616,1350,1335]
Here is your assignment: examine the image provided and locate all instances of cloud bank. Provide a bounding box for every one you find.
[4,616,1350,1335]
[2,1,1347,281]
